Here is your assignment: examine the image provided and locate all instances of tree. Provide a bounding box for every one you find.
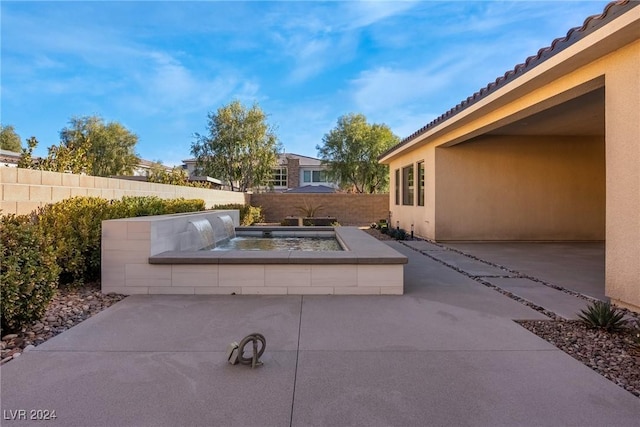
[42,116,140,176]
[0,124,22,152]
[17,137,40,168]
[191,100,281,192]
[317,113,399,194]
[147,161,195,187]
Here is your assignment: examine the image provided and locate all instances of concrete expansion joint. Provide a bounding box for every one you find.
[398,240,594,321]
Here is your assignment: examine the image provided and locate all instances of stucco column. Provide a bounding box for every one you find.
[605,41,640,311]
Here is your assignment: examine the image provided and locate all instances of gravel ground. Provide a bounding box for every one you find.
[366,227,640,398]
[1,284,125,364]
[3,229,639,399]
[518,320,640,397]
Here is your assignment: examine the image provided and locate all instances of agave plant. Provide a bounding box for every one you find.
[629,319,640,349]
[577,301,628,332]
[295,199,324,217]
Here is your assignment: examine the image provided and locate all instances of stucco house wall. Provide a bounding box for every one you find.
[380,2,639,311]
[434,136,605,241]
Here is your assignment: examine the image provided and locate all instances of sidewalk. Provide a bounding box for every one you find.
[1,242,638,426]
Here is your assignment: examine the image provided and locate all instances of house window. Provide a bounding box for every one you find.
[395,169,400,205]
[402,165,414,206]
[417,161,425,206]
[271,167,287,187]
[303,170,327,183]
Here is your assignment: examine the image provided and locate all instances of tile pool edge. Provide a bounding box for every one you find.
[148,227,407,265]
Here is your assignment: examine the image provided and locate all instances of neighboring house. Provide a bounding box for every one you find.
[183,153,339,192]
[181,158,232,190]
[269,153,338,192]
[379,1,639,311]
[0,149,21,167]
[132,159,173,177]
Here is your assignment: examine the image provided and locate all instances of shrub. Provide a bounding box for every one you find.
[37,197,112,286]
[37,196,206,286]
[578,301,628,332]
[213,203,264,226]
[157,198,205,214]
[295,200,324,217]
[395,228,407,240]
[1,214,60,333]
[112,196,166,217]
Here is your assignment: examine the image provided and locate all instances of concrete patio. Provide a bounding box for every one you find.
[1,241,638,426]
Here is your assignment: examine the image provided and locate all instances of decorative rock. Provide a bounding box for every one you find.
[2,334,18,341]
[46,316,57,323]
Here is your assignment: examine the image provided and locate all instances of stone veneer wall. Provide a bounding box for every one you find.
[0,167,247,215]
[286,157,300,189]
[250,193,389,226]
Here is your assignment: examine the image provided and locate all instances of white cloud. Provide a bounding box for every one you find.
[266,0,420,84]
[342,0,419,30]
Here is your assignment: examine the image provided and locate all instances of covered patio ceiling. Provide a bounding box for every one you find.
[485,87,605,137]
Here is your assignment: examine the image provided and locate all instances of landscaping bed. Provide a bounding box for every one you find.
[518,319,640,398]
[1,283,125,364]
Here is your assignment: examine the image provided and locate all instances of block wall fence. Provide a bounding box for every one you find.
[0,167,248,215]
[250,193,389,226]
[1,167,389,225]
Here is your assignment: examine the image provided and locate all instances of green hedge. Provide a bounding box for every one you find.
[37,197,112,286]
[37,196,206,287]
[1,214,60,333]
[213,203,264,226]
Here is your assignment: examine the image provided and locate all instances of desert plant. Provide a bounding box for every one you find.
[578,301,628,332]
[1,214,60,333]
[295,199,324,217]
[395,228,407,240]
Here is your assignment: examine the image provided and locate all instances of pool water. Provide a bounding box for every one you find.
[211,236,343,251]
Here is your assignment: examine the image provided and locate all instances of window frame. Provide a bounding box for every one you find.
[270,167,288,187]
[402,164,414,206]
[394,169,400,205]
[417,161,425,207]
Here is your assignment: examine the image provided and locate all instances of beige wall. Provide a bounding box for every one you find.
[434,136,605,241]
[250,193,389,226]
[0,167,247,215]
[381,12,639,310]
[388,149,436,238]
[604,43,640,312]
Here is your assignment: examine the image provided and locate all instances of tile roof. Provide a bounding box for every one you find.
[380,0,638,159]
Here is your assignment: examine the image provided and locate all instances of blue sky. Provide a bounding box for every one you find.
[1,0,611,166]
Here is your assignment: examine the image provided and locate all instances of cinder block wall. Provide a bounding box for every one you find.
[0,167,247,215]
[250,193,389,226]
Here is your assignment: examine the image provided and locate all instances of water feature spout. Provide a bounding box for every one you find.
[186,219,216,250]
[212,215,236,244]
